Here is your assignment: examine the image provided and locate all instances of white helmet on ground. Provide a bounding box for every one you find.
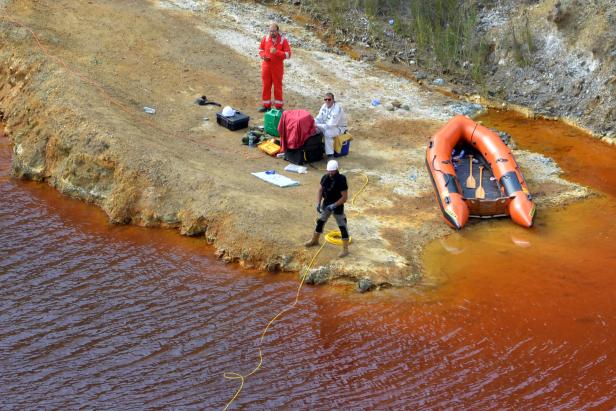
[222,106,236,117]
[326,159,339,171]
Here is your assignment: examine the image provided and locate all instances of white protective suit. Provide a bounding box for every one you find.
[315,102,347,155]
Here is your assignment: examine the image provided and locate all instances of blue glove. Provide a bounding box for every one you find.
[316,204,322,213]
[326,203,337,211]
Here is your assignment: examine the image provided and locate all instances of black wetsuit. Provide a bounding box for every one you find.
[320,172,348,214]
[316,172,349,239]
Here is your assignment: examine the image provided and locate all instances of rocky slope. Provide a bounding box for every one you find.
[481,0,615,141]
[278,0,615,142]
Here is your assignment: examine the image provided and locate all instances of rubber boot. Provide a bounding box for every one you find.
[304,232,320,247]
[338,239,349,258]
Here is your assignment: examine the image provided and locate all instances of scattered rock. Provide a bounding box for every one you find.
[304,266,330,285]
[447,102,484,117]
[357,278,374,293]
[496,130,517,149]
[360,53,376,62]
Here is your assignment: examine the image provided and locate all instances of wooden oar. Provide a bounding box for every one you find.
[466,155,476,188]
[476,165,485,199]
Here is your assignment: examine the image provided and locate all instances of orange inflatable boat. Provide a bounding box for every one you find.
[425,115,535,229]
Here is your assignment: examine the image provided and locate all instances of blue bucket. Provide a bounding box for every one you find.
[334,140,350,157]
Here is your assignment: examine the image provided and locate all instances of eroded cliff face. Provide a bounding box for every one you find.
[282,0,615,140]
[2,56,109,201]
[1,51,155,226]
[0,46,295,273]
[481,0,616,141]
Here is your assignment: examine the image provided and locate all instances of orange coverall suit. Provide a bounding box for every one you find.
[259,34,291,109]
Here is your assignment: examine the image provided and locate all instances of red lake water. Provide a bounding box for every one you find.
[1,115,614,409]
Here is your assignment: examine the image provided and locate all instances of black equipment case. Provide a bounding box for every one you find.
[216,111,250,131]
[284,132,324,165]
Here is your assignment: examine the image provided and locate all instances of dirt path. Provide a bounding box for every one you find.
[0,0,588,289]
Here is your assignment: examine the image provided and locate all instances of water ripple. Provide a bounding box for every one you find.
[1,136,615,409]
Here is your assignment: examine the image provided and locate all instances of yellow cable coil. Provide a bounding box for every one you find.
[324,230,351,245]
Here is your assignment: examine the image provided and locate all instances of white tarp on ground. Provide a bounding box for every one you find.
[251,171,299,187]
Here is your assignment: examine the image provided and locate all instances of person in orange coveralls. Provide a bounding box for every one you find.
[258,22,291,112]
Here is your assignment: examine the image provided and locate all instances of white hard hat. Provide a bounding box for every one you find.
[326,159,339,171]
[222,106,236,117]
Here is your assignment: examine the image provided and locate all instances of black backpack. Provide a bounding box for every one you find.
[284,132,324,165]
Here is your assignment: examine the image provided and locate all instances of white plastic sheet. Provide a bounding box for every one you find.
[251,171,299,188]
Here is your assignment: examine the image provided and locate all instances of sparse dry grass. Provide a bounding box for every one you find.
[287,0,488,81]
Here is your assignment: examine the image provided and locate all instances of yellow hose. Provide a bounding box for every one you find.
[223,169,368,410]
[349,170,369,208]
[324,230,352,245]
[223,242,326,410]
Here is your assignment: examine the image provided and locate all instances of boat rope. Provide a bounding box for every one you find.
[223,169,368,410]
[469,122,479,146]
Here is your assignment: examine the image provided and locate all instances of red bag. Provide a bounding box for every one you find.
[277,109,317,152]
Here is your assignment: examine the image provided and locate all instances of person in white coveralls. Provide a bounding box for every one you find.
[314,92,348,157]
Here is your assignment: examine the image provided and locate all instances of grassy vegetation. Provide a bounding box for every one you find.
[295,0,488,82]
[509,14,535,67]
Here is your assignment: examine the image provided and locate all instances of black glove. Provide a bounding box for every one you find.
[316,204,322,213]
[326,203,337,211]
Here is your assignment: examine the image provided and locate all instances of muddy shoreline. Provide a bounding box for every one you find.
[0,0,591,290]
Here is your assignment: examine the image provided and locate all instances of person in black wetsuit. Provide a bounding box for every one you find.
[304,159,350,257]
